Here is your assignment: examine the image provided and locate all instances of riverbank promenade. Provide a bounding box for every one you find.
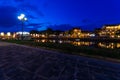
[0,42,119,80]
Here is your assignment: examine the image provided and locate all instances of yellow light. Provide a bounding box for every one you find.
[0,32,4,36]
[42,39,46,42]
[7,32,11,36]
[117,43,120,48]
[42,34,45,37]
[13,33,16,38]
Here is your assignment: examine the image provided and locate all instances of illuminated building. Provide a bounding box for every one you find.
[7,32,11,36]
[94,28,102,37]
[0,32,4,36]
[81,31,95,38]
[0,32,14,39]
[63,28,94,38]
[99,24,120,38]
[16,31,31,40]
[70,28,82,38]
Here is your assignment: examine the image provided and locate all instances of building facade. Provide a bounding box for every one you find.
[99,24,120,38]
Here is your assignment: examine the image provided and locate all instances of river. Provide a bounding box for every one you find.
[35,39,120,49]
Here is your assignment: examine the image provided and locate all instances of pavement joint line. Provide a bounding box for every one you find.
[57,66,66,80]
[33,61,50,79]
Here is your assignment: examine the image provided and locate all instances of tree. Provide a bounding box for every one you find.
[46,28,54,34]
[54,30,63,35]
[41,28,54,37]
[30,30,39,34]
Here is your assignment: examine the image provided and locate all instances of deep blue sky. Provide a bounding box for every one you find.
[0,0,120,32]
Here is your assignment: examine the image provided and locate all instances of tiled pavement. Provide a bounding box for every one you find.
[0,42,119,80]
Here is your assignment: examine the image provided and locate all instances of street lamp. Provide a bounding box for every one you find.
[18,14,27,40]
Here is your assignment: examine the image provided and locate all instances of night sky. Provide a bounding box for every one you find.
[0,0,120,32]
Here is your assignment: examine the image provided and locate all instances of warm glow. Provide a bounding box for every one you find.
[42,34,45,37]
[117,43,120,48]
[98,42,115,49]
[100,24,120,38]
[7,32,11,36]
[16,31,30,35]
[41,39,46,42]
[13,33,16,38]
[0,32,4,36]
[73,41,92,46]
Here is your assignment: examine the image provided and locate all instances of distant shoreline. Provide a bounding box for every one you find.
[33,37,120,42]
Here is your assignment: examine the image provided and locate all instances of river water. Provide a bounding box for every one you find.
[35,39,120,49]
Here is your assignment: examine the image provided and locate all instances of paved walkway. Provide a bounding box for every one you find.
[0,42,119,80]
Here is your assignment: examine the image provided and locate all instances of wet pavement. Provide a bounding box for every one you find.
[0,42,119,80]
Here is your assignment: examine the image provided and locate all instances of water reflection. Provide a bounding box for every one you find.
[36,39,49,43]
[36,39,71,44]
[35,39,120,49]
[98,42,120,49]
[72,41,93,46]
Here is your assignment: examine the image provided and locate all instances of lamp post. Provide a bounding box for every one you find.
[18,14,27,40]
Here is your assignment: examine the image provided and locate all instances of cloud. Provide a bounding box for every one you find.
[27,15,37,19]
[18,4,44,17]
[14,0,24,2]
[0,0,44,28]
[27,23,43,26]
[26,23,44,30]
[0,6,19,27]
[48,24,73,31]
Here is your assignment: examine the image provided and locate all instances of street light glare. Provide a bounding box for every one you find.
[18,14,28,21]
[24,17,27,21]
[17,13,28,40]
[20,14,25,19]
[18,16,22,20]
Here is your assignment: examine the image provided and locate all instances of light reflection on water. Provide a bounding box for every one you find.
[72,41,93,46]
[35,39,120,49]
[98,42,120,49]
